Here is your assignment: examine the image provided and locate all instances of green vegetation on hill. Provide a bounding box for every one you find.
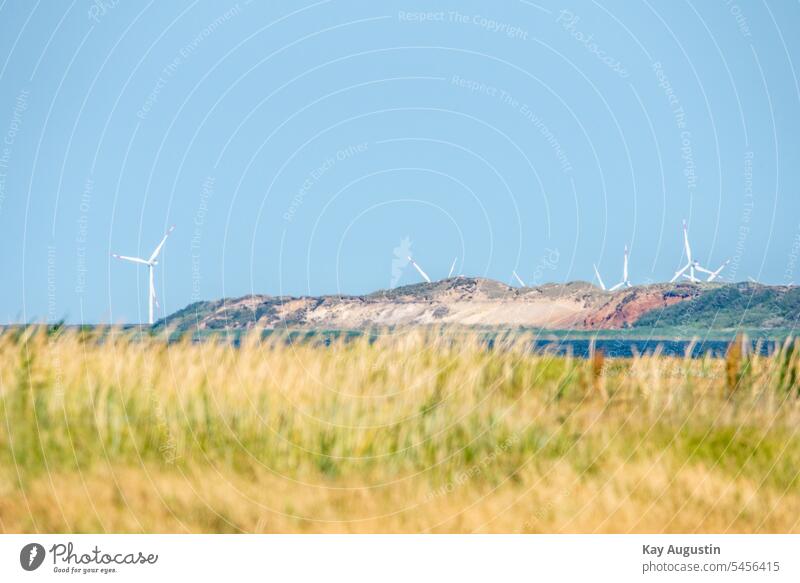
[633,283,800,330]
[155,281,799,335]
[155,298,229,331]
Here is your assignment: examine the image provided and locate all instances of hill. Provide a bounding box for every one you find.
[156,278,798,333]
[632,282,800,330]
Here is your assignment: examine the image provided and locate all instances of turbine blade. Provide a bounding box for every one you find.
[112,254,149,265]
[148,225,175,263]
[512,270,526,287]
[448,258,457,278]
[670,263,690,283]
[609,282,623,291]
[683,219,692,262]
[623,245,629,283]
[707,259,730,281]
[593,264,606,290]
[408,256,431,283]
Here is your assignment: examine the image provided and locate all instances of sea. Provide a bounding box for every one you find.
[222,330,784,358]
[526,338,779,358]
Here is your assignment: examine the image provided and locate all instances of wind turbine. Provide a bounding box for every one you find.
[594,246,631,291]
[670,219,728,283]
[608,245,632,291]
[671,220,701,283]
[407,255,431,283]
[512,270,526,287]
[112,225,175,325]
[593,264,607,291]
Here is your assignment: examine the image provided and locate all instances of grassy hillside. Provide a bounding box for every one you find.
[155,297,238,332]
[1,327,799,533]
[633,283,800,331]
[156,282,798,334]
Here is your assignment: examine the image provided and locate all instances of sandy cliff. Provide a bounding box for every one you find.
[159,277,763,331]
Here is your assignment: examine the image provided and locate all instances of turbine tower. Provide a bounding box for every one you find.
[670,219,727,283]
[608,245,633,291]
[113,225,175,325]
[407,256,431,283]
[671,220,698,282]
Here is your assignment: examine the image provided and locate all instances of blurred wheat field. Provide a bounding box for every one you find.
[1,327,799,533]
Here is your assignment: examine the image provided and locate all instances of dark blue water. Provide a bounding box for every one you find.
[528,338,779,358]
[216,330,781,358]
[2,326,783,358]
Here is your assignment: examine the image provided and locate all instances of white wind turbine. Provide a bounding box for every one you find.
[608,245,632,291]
[592,264,607,291]
[113,225,175,325]
[407,255,431,283]
[594,246,631,291]
[512,270,526,287]
[671,220,700,283]
[670,219,727,283]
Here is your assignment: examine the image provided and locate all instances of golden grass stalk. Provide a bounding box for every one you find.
[0,327,798,533]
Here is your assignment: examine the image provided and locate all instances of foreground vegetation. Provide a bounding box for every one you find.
[1,327,799,533]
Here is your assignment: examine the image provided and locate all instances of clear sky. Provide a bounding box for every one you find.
[1,0,798,324]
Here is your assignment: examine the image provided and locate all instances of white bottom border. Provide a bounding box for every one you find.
[1,534,797,582]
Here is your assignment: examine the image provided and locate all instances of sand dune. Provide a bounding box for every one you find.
[161,277,747,331]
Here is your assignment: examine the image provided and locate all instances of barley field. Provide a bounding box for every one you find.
[0,326,798,533]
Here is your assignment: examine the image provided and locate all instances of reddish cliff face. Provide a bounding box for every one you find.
[160,278,718,331]
[582,286,701,329]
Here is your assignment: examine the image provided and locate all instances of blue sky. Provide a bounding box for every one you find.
[0,0,798,324]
